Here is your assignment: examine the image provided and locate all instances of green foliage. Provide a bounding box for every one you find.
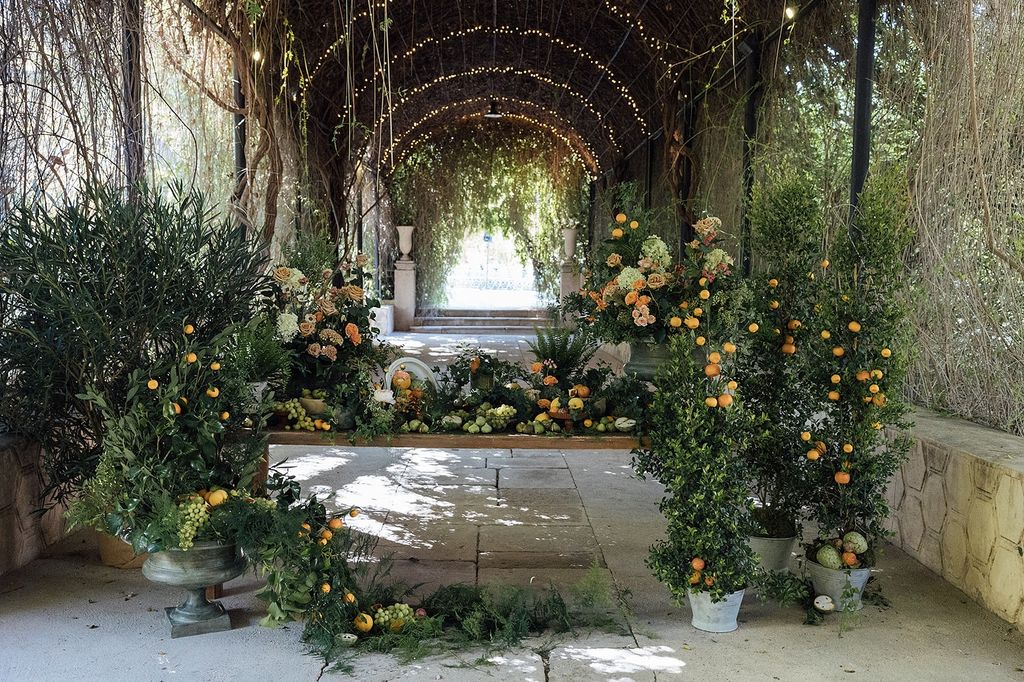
[68,324,267,552]
[737,177,828,535]
[803,167,915,548]
[0,183,270,504]
[634,335,758,601]
[527,326,598,385]
[389,121,589,306]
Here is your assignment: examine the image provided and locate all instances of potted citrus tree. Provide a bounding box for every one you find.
[801,168,914,610]
[633,335,758,632]
[735,178,827,570]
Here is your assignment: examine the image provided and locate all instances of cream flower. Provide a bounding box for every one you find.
[647,273,667,289]
[606,253,622,267]
[272,266,292,284]
[694,216,722,236]
[275,312,299,340]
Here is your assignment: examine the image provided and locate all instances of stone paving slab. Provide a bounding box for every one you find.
[478,524,599,553]
[477,567,614,591]
[499,467,575,489]
[362,517,480,562]
[487,455,567,469]
[479,551,603,569]
[512,448,569,457]
[401,466,498,487]
[499,488,584,508]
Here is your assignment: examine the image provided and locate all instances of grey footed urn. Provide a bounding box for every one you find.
[143,541,247,637]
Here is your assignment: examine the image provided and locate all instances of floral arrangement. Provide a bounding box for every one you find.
[565,212,738,345]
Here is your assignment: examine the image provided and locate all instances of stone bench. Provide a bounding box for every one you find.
[887,408,1024,632]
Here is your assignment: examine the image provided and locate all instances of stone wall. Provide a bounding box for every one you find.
[0,436,65,575]
[887,409,1024,631]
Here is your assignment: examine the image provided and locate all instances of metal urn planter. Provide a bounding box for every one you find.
[687,589,745,633]
[143,541,247,638]
[806,560,871,611]
[624,343,671,383]
[747,535,798,572]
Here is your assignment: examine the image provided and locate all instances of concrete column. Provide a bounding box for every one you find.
[560,227,581,306]
[394,260,416,331]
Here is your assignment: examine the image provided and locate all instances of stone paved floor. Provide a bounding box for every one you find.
[3,444,1024,681]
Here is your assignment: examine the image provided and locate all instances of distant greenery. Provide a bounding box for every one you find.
[389,120,590,307]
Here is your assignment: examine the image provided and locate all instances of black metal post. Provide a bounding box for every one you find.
[122,0,144,191]
[850,0,877,227]
[740,38,762,277]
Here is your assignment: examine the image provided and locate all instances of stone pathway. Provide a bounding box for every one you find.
[4,445,1024,681]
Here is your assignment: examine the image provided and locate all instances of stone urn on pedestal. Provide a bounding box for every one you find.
[394,225,417,331]
[559,227,580,305]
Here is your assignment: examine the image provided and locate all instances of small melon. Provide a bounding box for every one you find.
[842,531,869,554]
[816,545,844,570]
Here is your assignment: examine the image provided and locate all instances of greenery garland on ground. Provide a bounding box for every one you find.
[388,120,590,307]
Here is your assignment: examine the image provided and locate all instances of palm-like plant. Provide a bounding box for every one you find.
[526,326,598,384]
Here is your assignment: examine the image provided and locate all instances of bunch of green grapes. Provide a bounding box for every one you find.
[279,398,315,431]
[177,495,210,550]
[485,404,517,430]
[374,603,415,632]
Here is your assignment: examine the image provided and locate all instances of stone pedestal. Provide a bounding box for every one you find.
[559,262,581,304]
[394,261,416,331]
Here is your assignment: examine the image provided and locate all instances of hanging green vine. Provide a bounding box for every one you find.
[388,120,590,308]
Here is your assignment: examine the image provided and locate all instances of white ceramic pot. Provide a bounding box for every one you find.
[687,589,745,633]
[806,560,871,611]
[396,225,415,261]
[747,535,797,572]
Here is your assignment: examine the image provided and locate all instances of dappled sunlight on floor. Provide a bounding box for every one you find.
[555,645,686,675]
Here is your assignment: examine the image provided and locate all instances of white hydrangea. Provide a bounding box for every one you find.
[617,266,645,291]
[705,248,735,272]
[276,311,299,340]
[640,236,672,269]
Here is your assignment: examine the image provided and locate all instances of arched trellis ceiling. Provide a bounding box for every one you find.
[288,0,791,174]
[376,97,604,177]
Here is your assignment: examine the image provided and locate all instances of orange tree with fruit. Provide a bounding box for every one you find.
[633,334,759,602]
[801,168,915,568]
[734,178,827,539]
[67,322,268,554]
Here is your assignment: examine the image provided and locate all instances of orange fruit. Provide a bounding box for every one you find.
[769,300,780,310]
[768,278,779,288]
[727,380,738,390]
[220,411,230,421]
[863,396,874,403]
[843,443,854,453]
[704,363,721,378]
[629,220,639,229]
[815,441,827,454]
[718,394,734,408]
[881,347,892,358]
[821,330,831,340]
[873,422,883,430]
[349,508,360,518]
[871,369,884,379]
[583,419,593,427]
[835,471,851,485]
[328,518,344,530]
[206,387,220,398]
[869,384,880,394]
[693,307,703,317]
[147,379,159,390]
[700,289,711,300]
[186,353,197,363]
[611,228,624,239]
[318,538,328,546]
[184,324,195,335]
[321,583,331,594]
[832,346,845,357]
[695,336,706,346]
[704,396,719,408]
[785,335,795,344]
[722,342,737,353]
[831,374,841,384]
[210,361,221,371]
[781,343,797,355]
[821,259,830,268]
[669,316,682,328]
[856,370,870,382]
[748,323,760,333]
[873,394,887,407]
[807,449,821,461]
[320,529,333,540]
[353,613,374,632]
[172,402,182,415]
[689,572,701,585]
[699,277,708,287]
[787,319,801,331]
[708,352,722,364]
[828,391,840,401]
[704,575,715,587]
[531,361,543,373]
[684,317,699,330]
[344,592,356,604]
[691,557,705,571]
[800,431,812,442]
[848,321,862,333]
[615,213,627,224]
[842,552,858,567]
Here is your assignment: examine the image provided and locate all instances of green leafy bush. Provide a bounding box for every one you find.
[0,183,270,504]
[634,335,758,601]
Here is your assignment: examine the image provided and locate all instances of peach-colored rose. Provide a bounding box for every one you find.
[355,253,370,267]
[299,321,316,337]
[606,253,622,267]
[272,266,292,283]
[317,298,338,316]
[344,322,362,346]
[307,343,321,357]
[321,345,338,361]
[647,273,667,289]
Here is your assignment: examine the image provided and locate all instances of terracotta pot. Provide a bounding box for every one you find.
[96,531,147,569]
